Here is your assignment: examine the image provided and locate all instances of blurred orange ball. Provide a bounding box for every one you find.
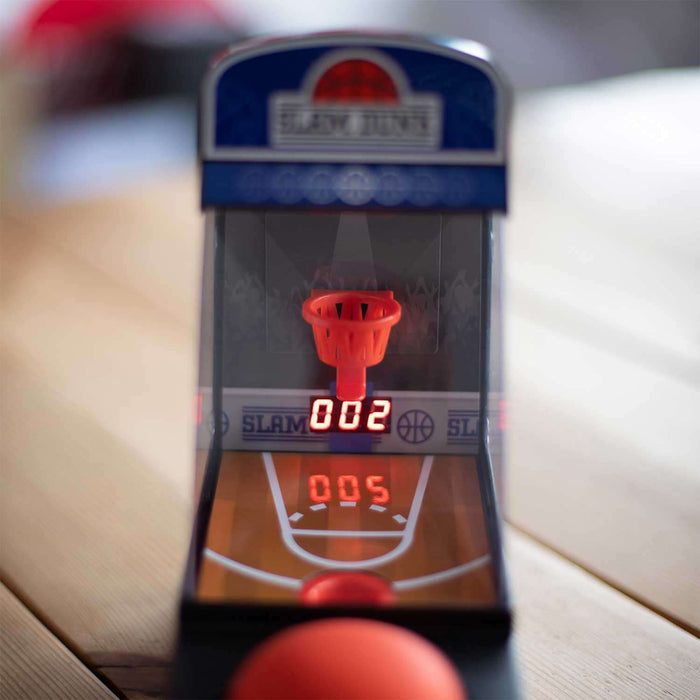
[299,571,395,606]
[228,618,466,699]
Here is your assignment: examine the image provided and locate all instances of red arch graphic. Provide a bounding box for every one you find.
[313,60,399,104]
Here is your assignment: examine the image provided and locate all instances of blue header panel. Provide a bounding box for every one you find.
[201,33,508,210]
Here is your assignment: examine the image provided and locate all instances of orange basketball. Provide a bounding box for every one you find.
[299,571,395,606]
[228,618,466,699]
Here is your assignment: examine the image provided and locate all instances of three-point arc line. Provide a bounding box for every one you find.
[203,548,492,593]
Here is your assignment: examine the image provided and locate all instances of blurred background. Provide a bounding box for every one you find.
[1,1,699,698]
[1,0,699,202]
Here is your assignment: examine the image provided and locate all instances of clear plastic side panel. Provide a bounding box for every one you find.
[487,215,506,511]
[194,213,216,489]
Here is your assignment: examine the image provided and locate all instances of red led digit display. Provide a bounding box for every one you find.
[308,397,392,433]
[367,399,391,431]
[337,475,360,501]
[366,475,390,504]
[308,474,332,503]
[307,474,390,505]
[309,398,334,430]
[338,401,362,431]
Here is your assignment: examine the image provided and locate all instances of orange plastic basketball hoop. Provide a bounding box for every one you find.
[303,290,401,401]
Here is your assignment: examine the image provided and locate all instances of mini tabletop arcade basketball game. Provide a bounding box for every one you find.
[172,32,517,699]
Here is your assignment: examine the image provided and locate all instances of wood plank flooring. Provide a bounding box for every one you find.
[2,70,699,697]
[1,583,117,700]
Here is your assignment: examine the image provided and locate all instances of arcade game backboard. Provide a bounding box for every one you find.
[172,32,517,699]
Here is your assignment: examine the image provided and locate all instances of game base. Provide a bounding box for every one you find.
[171,602,519,699]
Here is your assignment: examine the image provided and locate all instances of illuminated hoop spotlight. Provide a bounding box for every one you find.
[302,289,401,401]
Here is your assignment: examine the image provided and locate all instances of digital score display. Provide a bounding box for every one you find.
[308,473,390,504]
[309,397,392,433]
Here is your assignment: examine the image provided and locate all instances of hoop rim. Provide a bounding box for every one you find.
[302,291,402,330]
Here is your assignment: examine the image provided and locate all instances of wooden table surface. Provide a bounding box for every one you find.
[2,70,699,698]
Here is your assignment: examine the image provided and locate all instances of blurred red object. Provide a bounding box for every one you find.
[228,619,465,699]
[299,571,395,606]
[14,0,228,61]
[8,0,240,113]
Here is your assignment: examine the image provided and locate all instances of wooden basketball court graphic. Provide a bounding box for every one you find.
[197,452,497,606]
